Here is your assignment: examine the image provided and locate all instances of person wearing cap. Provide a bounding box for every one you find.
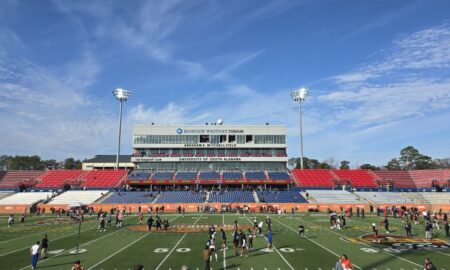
[71,260,85,270]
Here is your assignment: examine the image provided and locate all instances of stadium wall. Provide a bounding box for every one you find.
[3,202,450,214]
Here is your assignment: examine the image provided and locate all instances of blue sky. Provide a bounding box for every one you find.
[1,0,450,166]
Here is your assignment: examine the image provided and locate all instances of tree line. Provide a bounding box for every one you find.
[0,155,83,171]
[288,146,450,170]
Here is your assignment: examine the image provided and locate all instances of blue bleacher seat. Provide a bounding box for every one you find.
[256,191,307,203]
[245,171,266,180]
[199,171,219,180]
[267,172,291,181]
[223,172,243,180]
[156,191,205,203]
[175,172,197,180]
[102,192,156,204]
[208,191,255,203]
[151,172,174,181]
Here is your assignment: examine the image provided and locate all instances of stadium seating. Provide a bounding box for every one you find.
[0,171,44,188]
[35,170,83,188]
[199,171,219,180]
[0,192,53,205]
[208,191,255,203]
[399,192,450,204]
[156,191,205,203]
[332,170,378,187]
[175,172,197,180]
[0,191,13,200]
[257,190,307,203]
[151,172,174,181]
[245,171,267,180]
[305,190,360,203]
[292,169,335,188]
[355,192,413,204]
[48,190,108,205]
[222,172,243,180]
[267,171,291,181]
[127,172,152,181]
[408,170,447,188]
[82,170,126,188]
[372,171,413,188]
[101,192,157,204]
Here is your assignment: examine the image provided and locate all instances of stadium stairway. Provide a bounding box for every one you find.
[205,191,210,202]
[252,191,260,203]
[95,192,113,203]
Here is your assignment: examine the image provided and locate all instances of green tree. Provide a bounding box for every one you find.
[64,158,75,169]
[340,160,350,169]
[385,158,401,170]
[399,146,421,170]
[360,163,380,170]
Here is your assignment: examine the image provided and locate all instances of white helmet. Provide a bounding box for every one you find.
[372,223,376,226]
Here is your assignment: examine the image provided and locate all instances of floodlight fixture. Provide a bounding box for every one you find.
[112,88,132,170]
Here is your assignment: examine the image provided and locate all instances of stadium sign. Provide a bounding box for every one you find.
[132,157,286,162]
[176,128,245,134]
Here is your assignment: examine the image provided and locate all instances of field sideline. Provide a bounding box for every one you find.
[1,213,449,270]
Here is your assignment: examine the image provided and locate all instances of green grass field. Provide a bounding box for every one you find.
[1,212,449,270]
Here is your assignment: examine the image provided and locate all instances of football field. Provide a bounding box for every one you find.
[1,212,450,270]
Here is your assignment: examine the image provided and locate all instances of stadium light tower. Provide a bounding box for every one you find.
[113,88,132,170]
[290,87,309,170]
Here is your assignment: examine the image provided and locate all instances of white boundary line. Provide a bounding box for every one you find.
[271,216,363,270]
[243,215,294,270]
[18,224,125,270]
[0,221,101,257]
[87,215,183,270]
[87,233,149,270]
[155,214,203,270]
[294,216,422,267]
[222,213,227,270]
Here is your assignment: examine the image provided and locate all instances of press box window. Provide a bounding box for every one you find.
[246,135,253,143]
[228,135,236,143]
[220,135,227,143]
[200,135,209,143]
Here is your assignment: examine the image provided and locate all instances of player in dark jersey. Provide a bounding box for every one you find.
[233,229,240,256]
[240,230,248,258]
[220,228,227,250]
[299,224,305,236]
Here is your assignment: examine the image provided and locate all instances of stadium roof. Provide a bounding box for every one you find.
[85,155,131,163]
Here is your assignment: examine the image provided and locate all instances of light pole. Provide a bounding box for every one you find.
[290,87,309,170]
[113,88,132,170]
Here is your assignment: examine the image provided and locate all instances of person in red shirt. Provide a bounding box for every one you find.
[341,255,354,270]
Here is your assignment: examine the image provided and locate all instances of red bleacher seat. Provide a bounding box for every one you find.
[291,169,335,187]
[373,171,414,188]
[332,169,378,187]
[408,170,447,188]
[82,170,127,188]
[0,171,44,188]
[36,170,83,188]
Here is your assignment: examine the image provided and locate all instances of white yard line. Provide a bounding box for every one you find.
[243,215,294,270]
[0,222,101,257]
[87,215,182,270]
[222,213,226,270]
[18,226,123,270]
[271,216,363,270]
[155,214,203,270]
[293,216,423,268]
[87,233,149,270]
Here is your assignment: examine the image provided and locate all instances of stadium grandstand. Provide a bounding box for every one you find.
[0,123,449,214]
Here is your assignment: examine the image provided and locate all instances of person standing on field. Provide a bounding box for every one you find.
[203,244,211,270]
[30,241,40,269]
[41,234,49,259]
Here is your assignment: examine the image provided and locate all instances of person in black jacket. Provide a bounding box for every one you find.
[41,234,49,259]
[444,221,450,237]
